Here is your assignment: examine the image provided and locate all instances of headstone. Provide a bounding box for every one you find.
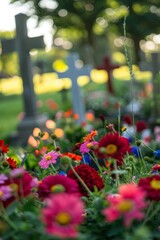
[97,56,119,94]
[80,44,95,66]
[1,13,47,145]
[125,99,142,114]
[139,51,160,124]
[56,53,92,124]
[139,51,152,71]
[151,52,160,120]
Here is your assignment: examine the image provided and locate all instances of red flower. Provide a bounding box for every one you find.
[123,115,132,125]
[136,120,147,133]
[138,175,160,201]
[67,164,104,196]
[6,157,18,169]
[1,171,33,207]
[72,142,81,152]
[61,152,82,161]
[0,140,9,155]
[38,175,80,200]
[95,133,131,166]
[35,146,48,156]
[151,164,160,172]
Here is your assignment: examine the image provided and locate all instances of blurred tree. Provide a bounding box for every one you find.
[10,0,160,65]
[114,0,160,63]
[10,0,111,65]
[0,31,19,76]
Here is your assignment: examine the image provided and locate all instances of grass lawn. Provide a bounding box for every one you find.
[0,94,23,139]
[0,72,112,140]
[0,91,72,140]
[0,71,148,141]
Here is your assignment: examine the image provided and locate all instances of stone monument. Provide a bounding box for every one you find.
[1,13,47,145]
[56,53,92,124]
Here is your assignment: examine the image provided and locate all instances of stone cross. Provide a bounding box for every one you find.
[97,56,119,94]
[139,51,160,125]
[1,13,44,117]
[56,53,92,124]
[1,13,47,145]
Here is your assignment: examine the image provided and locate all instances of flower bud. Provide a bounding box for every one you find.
[55,147,61,152]
[128,156,135,162]
[144,156,150,161]
[99,147,107,154]
[2,161,9,167]
[39,132,45,138]
[136,140,141,146]
[60,156,71,167]
[50,134,57,140]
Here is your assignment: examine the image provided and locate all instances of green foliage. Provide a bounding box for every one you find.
[0,31,19,76]
[10,0,108,45]
[1,110,160,239]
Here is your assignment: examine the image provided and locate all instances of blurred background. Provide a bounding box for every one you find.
[0,0,160,143]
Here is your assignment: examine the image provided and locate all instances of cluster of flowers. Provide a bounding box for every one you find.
[1,121,160,239]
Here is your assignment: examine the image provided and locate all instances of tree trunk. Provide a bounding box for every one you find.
[132,36,141,65]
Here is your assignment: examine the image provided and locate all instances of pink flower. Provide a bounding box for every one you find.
[0,186,12,201]
[0,174,8,184]
[10,167,25,177]
[154,126,160,135]
[1,171,33,208]
[102,183,146,227]
[31,178,39,188]
[39,151,60,169]
[80,141,98,154]
[41,193,85,239]
[154,126,160,143]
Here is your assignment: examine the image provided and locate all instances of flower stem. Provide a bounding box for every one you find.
[144,203,160,225]
[138,147,147,173]
[113,160,120,187]
[82,154,86,164]
[142,201,154,225]
[50,163,58,174]
[118,105,121,135]
[88,152,103,176]
[0,202,17,231]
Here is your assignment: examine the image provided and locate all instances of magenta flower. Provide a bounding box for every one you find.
[80,141,98,154]
[38,175,80,200]
[0,174,8,184]
[39,151,60,169]
[0,186,12,201]
[41,193,85,238]
[102,183,146,227]
[1,171,33,208]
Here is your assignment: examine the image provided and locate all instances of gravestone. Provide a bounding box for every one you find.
[1,13,47,145]
[97,56,119,94]
[139,51,152,71]
[139,51,160,125]
[56,53,92,124]
[151,52,160,121]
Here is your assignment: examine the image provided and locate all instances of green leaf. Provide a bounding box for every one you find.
[6,201,19,216]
